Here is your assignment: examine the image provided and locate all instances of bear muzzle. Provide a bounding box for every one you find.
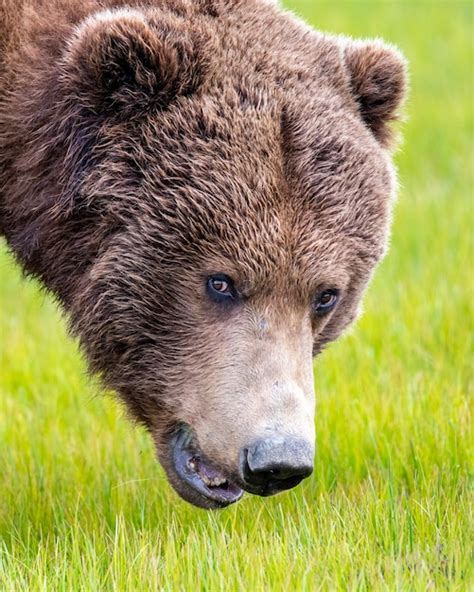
[162,423,314,509]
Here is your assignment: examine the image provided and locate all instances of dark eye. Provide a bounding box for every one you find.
[314,289,339,316]
[206,274,239,304]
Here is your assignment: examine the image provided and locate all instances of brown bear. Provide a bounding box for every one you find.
[0,0,407,509]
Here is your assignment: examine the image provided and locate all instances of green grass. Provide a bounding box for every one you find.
[0,1,472,589]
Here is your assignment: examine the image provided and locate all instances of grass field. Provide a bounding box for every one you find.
[0,1,472,590]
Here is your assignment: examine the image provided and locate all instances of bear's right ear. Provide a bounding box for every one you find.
[63,9,210,115]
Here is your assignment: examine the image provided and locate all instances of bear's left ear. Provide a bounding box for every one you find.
[63,9,211,116]
[344,41,408,147]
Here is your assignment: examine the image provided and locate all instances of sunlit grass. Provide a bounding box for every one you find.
[0,1,472,589]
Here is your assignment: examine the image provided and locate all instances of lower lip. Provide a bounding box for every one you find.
[170,428,244,506]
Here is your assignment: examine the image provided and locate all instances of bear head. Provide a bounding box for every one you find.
[0,0,407,508]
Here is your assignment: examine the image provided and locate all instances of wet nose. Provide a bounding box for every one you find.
[242,437,314,494]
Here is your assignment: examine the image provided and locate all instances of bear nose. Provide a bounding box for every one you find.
[242,437,314,494]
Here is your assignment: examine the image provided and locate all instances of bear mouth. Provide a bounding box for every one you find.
[168,425,244,509]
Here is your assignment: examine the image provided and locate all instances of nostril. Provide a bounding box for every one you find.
[251,463,312,481]
[242,437,314,490]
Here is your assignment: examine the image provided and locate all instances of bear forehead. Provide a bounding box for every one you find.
[138,92,387,213]
[111,88,389,293]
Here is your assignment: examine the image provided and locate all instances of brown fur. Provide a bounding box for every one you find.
[0,0,407,507]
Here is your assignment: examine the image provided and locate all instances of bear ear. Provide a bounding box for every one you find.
[344,40,408,147]
[64,9,210,115]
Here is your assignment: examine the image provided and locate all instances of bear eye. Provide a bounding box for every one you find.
[313,289,339,316]
[206,274,239,304]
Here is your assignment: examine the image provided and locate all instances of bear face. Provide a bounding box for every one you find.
[0,0,407,508]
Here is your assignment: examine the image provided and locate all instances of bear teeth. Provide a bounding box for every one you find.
[203,476,228,488]
[186,456,228,488]
[187,456,199,472]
